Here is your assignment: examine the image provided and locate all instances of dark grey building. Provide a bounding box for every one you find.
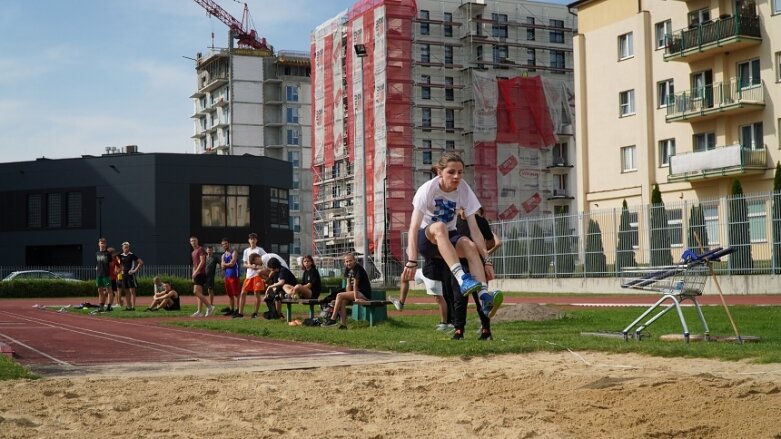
[0,153,294,267]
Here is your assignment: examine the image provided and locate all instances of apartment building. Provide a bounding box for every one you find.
[190,48,313,257]
[571,0,780,212]
[312,0,576,276]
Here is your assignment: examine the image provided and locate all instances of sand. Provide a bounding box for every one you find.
[1,350,780,438]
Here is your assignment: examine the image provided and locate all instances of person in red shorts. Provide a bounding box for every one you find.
[220,238,240,316]
[235,253,266,318]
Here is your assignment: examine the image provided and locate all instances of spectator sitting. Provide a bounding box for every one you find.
[291,255,321,300]
[146,280,180,311]
[264,257,298,318]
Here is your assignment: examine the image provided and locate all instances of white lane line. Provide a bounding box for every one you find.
[0,333,72,367]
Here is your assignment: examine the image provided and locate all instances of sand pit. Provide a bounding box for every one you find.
[1,351,779,438]
[491,303,563,323]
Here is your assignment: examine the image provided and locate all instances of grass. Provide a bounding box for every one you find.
[0,355,38,381]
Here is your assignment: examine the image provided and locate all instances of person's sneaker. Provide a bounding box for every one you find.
[205,305,215,317]
[321,319,339,328]
[478,328,493,341]
[337,324,347,330]
[191,311,203,317]
[435,323,450,331]
[480,290,504,318]
[222,309,234,316]
[251,312,258,319]
[452,329,464,340]
[459,273,482,296]
[390,296,404,311]
[231,312,244,319]
[220,307,231,313]
[105,306,112,312]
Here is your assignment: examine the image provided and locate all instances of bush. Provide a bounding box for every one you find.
[585,219,608,276]
[0,280,94,299]
[616,200,637,273]
[728,179,753,275]
[649,183,673,266]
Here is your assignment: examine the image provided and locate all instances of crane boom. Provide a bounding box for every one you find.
[192,0,271,52]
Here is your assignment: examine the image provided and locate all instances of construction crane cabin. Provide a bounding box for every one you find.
[192,0,273,55]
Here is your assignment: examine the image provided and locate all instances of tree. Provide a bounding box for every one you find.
[649,183,673,266]
[728,179,753,274]
[554,213,575,277]
[687,204,709,251]
[772,162,781,274]
[616,200,637,273]
[585,219,608,276]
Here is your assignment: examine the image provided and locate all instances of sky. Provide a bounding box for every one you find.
[0,0,571,163]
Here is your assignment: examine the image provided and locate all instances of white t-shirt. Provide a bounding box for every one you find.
[414,268,443,296]
[261,252,289,270]
[243,246,264,279]
[412,177,481,231]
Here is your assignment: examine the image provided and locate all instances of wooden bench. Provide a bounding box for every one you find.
[279,298,322,322]
[351,299,392,326]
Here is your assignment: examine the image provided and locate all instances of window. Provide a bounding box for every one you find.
[446,109,455,130]
[777,52,781,82]
[526,17,535,41]
[621,145,637,172]
[619,90,635,116]
[655,20,672,49]
[47,193,62,228]
[657,79,674,108]
[286,85,299,102]
[629,210,640,248]
[492,13,508,38]
[688,8,710,27]
[292,171,300,189]
[740,122,764,150]
[618,32,634,60]
[549,19,564,44]
[774,0,781,14]
[421,75,431,100]
[659,138,675,167]
[422,107,432,128]
[286,107,299,123]
[27,194,42,228]
[693,132,716,152]
[550,50,565,72]
[748,200,767,243]
[201,185,250,228]
[668,208,683,247]
[553,143,568,164]
[290,194,300,211]
[269,187,289,230]
[287,150,300,167]
[419,10,429,35]
[690,70,713,104]
[290,216,301,233]
[445,76,454,101]
[703,204,720,245]
[738,58,761,88]
[444,46,453,65]
[67,192,82,228]
[446,140,455,150]
[492,45,508,63]
[287,128,300,145]
[422,139,432,165]
[527,49,536,71]
[420,44,430,63]
[443,12,453,37]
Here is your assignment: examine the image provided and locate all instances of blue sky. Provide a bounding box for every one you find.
[0,0,571,163]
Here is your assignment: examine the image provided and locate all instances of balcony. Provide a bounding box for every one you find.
[547,188,573,201]
[546,157,573,174]
[668,144,767,182]
[665,79,764,123]
[664,14,761,62]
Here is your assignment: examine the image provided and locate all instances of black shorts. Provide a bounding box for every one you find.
[110,279,118,291]
[121,275,138,289]
[193,273,206,286]
[417,227,462,260]
[204,275,216,289]
[422,256,448,281]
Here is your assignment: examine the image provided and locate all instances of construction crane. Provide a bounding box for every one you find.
[192,0,272,53]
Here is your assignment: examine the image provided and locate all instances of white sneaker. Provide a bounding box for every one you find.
[191,311,204,317]
[390,297,404,311]
[204,306,215,317]
[435,323,450,331]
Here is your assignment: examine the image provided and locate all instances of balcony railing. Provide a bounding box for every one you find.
[665,78,764,122]
[664,14,761,61]
[668,144,766,182]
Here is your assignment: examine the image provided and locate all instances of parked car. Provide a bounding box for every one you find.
[2,270,80,282]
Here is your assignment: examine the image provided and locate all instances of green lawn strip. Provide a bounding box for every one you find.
[0,355,38,381]
[165,305,781,363]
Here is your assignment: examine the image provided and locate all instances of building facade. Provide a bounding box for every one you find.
[571,0,780,211]
[0,153,293,267]
[312,0,577,277]
[190,47,313,257]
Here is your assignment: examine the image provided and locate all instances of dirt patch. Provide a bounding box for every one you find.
[491,303,563,322]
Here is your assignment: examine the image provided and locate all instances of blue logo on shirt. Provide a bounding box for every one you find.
[432,198,457,223]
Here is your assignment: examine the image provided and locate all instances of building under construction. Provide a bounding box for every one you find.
[311,0,577,278]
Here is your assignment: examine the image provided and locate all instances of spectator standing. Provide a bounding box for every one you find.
[220,238,240,316]
[189,236,215,317]
[235,233,264,318]
[95,238,113,312]
[119,241,144,311]
[200,246,220,313]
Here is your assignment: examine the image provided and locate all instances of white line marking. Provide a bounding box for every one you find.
[0,333,72,367]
